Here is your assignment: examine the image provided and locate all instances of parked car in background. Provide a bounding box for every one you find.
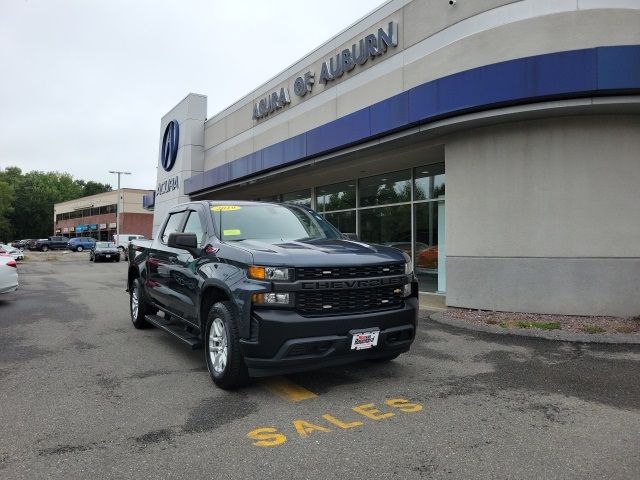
[0,244,25,261]
[90,242,120,262]
[113,234,145,260]
[0,255,18,295]
[27,239,41,250]
[67,237,96,252]
[35,236,70,252]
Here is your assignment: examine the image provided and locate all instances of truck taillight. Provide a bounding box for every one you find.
[7,260,17,268]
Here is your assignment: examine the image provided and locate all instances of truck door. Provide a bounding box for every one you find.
[167,207,207,325]
[146,210,186,314]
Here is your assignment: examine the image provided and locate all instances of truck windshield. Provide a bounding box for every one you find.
[210,204,341,242]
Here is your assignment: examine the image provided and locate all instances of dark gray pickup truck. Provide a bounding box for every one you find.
[36,236,70,252]
[127,201,418,389]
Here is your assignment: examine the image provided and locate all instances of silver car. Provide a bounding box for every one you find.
[0,255,18,294]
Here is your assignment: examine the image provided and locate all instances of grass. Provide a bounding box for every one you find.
[499,321,509,328]
[516,321,561,331]
[583,325,606,334]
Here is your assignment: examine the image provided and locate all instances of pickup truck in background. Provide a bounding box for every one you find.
[35,236,70,252]
[127,201,418,389]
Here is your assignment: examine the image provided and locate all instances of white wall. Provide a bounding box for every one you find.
[445,115,640,316]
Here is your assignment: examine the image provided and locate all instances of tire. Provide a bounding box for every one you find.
[41,245,49,252]
[77,246,83,252]
[204,301,249,390]
[130,278,156,329]
[116,256,120,262]
[89,253,93,262]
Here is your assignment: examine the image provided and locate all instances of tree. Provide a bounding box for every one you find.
[82,181,112,197]
[0,179,15,240]
[0,167,113,239]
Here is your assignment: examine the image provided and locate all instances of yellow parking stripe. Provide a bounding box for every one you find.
[261,377,318,402]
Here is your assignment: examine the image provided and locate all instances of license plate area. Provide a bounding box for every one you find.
[350,329,380,350]
[106,255,111,258]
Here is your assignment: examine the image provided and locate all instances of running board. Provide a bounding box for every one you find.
[145,315,202,350]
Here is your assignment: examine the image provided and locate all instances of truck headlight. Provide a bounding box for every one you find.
[248,266,291,281]
[405,259,413,275]
[251,293,291,305]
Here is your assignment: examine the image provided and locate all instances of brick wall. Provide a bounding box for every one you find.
[120,213,153,239]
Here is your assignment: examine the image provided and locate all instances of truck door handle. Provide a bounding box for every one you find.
[148,252,155,258]
[169,256,178,264]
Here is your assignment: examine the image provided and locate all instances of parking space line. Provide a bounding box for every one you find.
[260,377,318,402]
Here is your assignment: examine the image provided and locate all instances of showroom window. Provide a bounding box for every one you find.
[316,181,357,235]
[253,163,445,294]
[414,163,445,293]
[358,170,411,207]
[281,189,311,207]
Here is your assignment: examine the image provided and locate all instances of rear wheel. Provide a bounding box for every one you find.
[130,278,156,329]
[204,301,248,389]
[41,245,49,252]
[77,246,83,252]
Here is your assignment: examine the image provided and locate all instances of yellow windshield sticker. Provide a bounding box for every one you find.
[223,229,242,236]
[211,205,241,212]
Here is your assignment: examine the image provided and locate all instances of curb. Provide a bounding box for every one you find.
[427,312,640,344]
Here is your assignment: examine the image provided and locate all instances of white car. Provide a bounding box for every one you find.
[0,255,18,294]
[0,244,25,261]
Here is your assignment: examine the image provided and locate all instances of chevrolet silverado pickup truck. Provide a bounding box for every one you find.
[127,201,418,389]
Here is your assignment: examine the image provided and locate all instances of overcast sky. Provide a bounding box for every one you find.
[0,0,379,190]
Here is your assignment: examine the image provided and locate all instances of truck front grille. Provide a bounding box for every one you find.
[296,286,404,316]
[296,263,404,280]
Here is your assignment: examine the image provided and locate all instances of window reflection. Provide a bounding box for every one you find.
[414,163,445,200]
[316,181,356,212]
[281,189,311,207]
[360,205,411,245]
[323,211,356,234]
[359,170,411,207]
[415,202,439,292]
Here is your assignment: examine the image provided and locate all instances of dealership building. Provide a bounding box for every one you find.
[145,0,640,316]
[55,188,154,241]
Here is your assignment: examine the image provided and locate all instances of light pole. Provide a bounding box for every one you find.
[108,170,131,248]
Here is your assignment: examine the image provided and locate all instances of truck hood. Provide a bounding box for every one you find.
[227,238,407,267]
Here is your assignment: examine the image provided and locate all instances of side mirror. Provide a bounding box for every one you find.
[342,232,359,241]
[168,232,200,257]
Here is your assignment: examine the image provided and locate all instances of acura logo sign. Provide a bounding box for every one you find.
[160,120,179,172]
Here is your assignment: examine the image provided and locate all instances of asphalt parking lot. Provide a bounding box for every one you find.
[1,256,639,479]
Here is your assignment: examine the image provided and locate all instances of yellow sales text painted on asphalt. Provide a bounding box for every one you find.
[246,397,422,447]
[211,205,241,212]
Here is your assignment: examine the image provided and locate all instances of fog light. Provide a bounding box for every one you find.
[403,284,412,297]
[252,293,291,305]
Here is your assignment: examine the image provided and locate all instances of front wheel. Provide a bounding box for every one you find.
[41,245,49,252]
[204,301,248,390]
[130,278,156,329]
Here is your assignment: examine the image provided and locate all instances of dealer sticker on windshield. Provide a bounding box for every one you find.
[351,330,380,350]
[211,205,241,212]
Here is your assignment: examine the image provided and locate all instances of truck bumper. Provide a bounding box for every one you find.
[239,296,418,377]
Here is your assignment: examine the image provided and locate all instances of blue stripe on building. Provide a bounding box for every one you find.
[184,45,640,196]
